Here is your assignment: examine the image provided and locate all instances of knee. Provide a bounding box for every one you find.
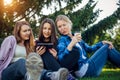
[17,59,26,70]
[18,58,26,64]
[101,44,109,50]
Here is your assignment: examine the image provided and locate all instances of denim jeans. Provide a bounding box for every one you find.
[84,44,120,77]
[2,59,26,80]
[41,51,61,71]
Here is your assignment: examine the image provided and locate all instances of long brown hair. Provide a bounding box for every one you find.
[38,18,57,48]
[13,21,35,55]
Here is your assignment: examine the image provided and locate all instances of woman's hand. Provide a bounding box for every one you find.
[69,35,81,47]
[49,48,57,58]
[72,34,82,44]
[102,40,114,49]
[36,46,46,55]
[67,34,82,51]
[74,33,82,42]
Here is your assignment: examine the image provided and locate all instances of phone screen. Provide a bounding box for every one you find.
[36,41,53,49]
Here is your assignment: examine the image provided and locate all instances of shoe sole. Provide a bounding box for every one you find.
[26,52,44,80]
[58,68,69,80]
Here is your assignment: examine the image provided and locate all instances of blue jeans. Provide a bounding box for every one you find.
[84,44,120,77]
[1,57,62,80]
[41,51,61,71]
[2,59,26,80]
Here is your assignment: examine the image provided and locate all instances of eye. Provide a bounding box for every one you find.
[23,30,27,32]
[48,27,51,30]
[63,24,66,26]
[58,25,62,28]
[28,29,31,32]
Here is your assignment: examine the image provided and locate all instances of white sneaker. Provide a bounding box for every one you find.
[46,68,69,80]
[26,52,44,80]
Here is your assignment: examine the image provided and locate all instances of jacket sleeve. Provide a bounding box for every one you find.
[0,36,16,66]
[57,37,70,61]
[81,40,103,53]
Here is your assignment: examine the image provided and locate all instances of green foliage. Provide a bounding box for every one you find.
[82,7,120,44]
[0,0,83,38]
[113,27,120,51]
[0,0,120,45]
[49,0,101,32]
[70,0,101,31]
[0,38,3,46]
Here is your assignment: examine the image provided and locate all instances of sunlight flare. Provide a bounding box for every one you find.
[4,0,12,6]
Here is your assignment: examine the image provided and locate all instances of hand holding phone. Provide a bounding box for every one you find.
[36,41,54,49]
[36,46,46,55]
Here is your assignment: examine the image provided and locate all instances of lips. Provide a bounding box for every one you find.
[44,33,50,38]
[25,35,30,39]
[61,30,66,34]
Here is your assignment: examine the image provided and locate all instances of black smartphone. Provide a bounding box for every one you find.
[36,41,53,49]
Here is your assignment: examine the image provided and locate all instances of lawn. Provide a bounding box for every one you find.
[78,68,120,80]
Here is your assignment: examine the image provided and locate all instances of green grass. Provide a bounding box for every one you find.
[79,69,120,80]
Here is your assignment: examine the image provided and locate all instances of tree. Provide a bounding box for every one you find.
[113,23,120,51]
[1,0,120,48]
[0,0,84,38]
[82,4,120,44]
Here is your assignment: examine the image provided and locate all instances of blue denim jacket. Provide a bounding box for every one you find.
[57,35,103,64]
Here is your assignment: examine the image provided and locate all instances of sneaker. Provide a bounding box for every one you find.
[26,52,44,80]
[46,68,69,80]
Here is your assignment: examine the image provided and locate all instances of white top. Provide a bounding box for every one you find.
[75,43,89,77]
[76,43,87,59]
[75,63,89,78]
[11,45,26,63]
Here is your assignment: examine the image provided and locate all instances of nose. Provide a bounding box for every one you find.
[61,26,65,30]
[45,29,50,33]
[27,30,30,35]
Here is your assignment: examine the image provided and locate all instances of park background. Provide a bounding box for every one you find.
[0,0,120,79]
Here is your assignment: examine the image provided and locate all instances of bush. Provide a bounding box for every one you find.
[0,38,3,46]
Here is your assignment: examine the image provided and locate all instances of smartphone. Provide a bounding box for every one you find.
[36,41,53,49]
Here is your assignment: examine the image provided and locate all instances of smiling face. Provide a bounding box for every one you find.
[20,25,31,41]
[42,23,52,39]
[38,18,57,44]
[13,21,35,54]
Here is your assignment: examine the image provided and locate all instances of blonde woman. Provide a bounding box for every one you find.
[55,15,120,78]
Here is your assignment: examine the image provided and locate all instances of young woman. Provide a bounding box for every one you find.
[55,15,120,78]
[0,21,68,80]
[0,21,35,80]
[36,18,61,71]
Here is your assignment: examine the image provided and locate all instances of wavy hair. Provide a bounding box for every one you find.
[13,21,35,55]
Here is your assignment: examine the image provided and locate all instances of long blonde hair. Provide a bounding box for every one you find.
[13,21,35,55]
